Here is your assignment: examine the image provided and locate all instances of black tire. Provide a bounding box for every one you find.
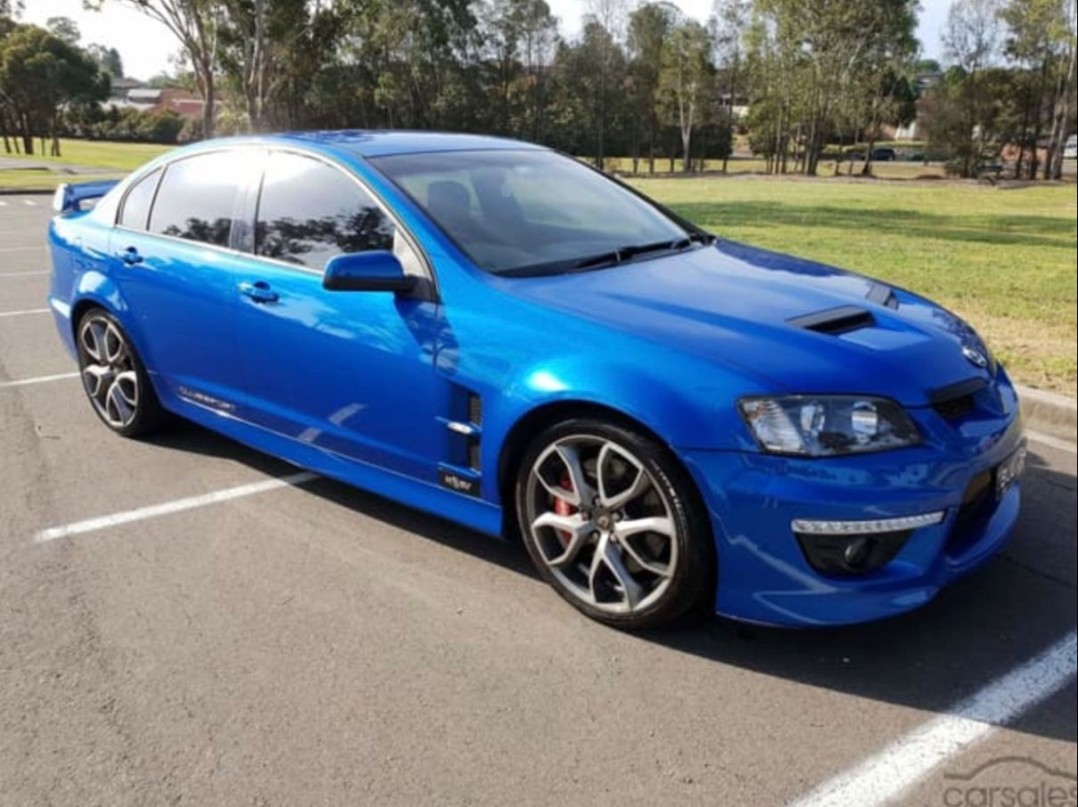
[75,307,170,438]
[515,417,715,630]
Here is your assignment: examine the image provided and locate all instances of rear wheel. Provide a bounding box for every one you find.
[76,308,168,437]
[516,418,714,629]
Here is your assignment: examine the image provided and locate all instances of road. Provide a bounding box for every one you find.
[1,195,1075,806]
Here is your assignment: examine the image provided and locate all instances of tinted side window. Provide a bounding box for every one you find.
[118,168,161,231]
[256,152,395,270]
[149,152,246,247]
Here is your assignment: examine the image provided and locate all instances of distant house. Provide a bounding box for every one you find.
[154,88,214,121]
[108,76,144,100]
[101,83,213,121]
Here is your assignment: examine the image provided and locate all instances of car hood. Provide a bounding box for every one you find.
[498,240,995,407]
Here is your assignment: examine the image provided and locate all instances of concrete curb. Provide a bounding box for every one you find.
[1018,385,1077,443]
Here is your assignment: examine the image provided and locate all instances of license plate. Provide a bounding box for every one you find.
[995,443,1027,499]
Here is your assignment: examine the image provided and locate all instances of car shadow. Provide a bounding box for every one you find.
[146,422,1077,745]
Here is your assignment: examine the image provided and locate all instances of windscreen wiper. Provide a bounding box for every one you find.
[570,235,703,272]
[498,232,714,278]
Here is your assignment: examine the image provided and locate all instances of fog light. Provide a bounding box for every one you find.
[792,511,945,576]
[842,537,874,569]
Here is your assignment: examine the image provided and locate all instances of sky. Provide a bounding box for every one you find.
[23,0,953,82]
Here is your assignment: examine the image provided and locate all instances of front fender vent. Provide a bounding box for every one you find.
[787,305,876,335]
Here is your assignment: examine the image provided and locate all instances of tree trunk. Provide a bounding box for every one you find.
[202,68,216,139]
[22,134,33,156]
[1029,58,1050,179]
[1048,37,1077,180]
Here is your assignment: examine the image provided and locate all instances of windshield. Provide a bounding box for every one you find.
[371,149,691,276]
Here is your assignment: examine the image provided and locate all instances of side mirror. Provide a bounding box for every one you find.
[322,250,417,293]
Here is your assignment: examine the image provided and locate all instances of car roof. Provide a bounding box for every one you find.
[266,130,545,158]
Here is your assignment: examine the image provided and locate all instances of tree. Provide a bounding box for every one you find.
[0,24,109,155]
[1044,0,1077,178]
[657,18,712,171]
[627,2,677,171]
[91,0,220,138]
[1000,0,1073,177]
[710,0,751,172]
[480,0,559,137]
[87,43,124,77]
[583,0,628,167]
[46,16,80,44]
[937,0,1004,176]
[216,0,318,131]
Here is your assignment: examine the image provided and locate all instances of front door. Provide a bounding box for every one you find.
[234,150,445,481]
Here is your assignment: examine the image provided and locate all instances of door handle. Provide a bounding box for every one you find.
[239,280,279,304]
[119,246,143,265]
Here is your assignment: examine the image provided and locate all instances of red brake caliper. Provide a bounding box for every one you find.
[552,472,576,546]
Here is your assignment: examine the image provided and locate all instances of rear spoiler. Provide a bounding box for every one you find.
[52,180,120,214]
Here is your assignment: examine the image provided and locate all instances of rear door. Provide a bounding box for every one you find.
[109,150,258,415]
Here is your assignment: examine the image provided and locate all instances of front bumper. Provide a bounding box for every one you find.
[681,384,1025,627]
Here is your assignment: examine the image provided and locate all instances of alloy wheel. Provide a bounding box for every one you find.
[523,434,679,615]
[78,315,140,429]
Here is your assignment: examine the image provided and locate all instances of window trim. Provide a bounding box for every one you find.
[368,147,702,278]
[144,150,251,250]
[117,166,163,231]
[244,146,438,300]
[111,143,438,301]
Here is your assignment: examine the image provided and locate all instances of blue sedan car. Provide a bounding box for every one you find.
[47,131,1025,630]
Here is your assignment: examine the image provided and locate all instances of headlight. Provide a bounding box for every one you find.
[739,396,920,456]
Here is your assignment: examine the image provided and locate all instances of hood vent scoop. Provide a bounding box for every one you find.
[787,305,876,335]
[866,282,899,309]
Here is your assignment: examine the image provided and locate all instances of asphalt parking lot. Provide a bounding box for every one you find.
[1,194,1075,806]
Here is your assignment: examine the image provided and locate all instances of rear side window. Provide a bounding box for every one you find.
[255,151,395,270]
[149,152,246,248]
[118,168,161,230]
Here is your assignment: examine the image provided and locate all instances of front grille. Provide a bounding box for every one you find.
[930,377,987,422]
[947,470,996,555]
[933,393,976,420]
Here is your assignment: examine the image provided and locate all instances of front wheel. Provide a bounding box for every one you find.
[76,308,169,437]
[516,419,714,629]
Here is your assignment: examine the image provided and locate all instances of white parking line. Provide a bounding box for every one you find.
[1027,430,1077,455]
[789,631,1077,807]
[22,199,38,206]
[0,308,50,318]
[34,471,318,543]
[0,246,43,253]
[0,371,80,389]
[0,270,47,277]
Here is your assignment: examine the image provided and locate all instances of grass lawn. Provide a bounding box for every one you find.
[606,156,947,180]
[0,169,123,191]
[2,138,170,171]
[636,176,1077,395]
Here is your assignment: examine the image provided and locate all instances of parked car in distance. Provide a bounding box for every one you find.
[47,131,1025,630]
[871,147,896,161]
[1064,134,1077,160]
